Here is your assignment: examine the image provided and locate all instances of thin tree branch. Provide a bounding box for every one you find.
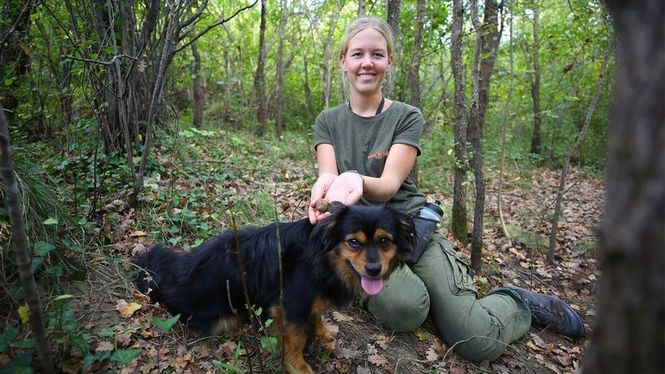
[0,107,55,373]
[64,53,137,66]
[174,0,258,54]
[0,0,33,46]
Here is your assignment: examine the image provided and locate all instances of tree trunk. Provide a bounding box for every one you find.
[358,0,366,16]
[529,0,542,155]
[0,107,54,374]
[582,0,664,372]
[497,4,515,240]
[468,0,501,274]
[191,42,205,128]
[133,2,180,203]
[322,3,342,109]
[407,0,425,110]
[0,0,32,126]
[548,44,612,263]
[274,0,288,138]
[303,55,314,120]
[254,0,268,135]
[450,0,469,244]
[385,0,401,98]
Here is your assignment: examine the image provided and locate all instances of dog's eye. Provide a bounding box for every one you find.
[377,237,393,248]
[346,239,362,250]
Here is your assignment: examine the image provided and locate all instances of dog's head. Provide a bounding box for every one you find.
[310,204,415,296]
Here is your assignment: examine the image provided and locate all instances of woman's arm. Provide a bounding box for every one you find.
[309,143,418,223]
[361,143,418,202]
[323,143,417,203]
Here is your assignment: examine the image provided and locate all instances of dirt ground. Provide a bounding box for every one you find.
[65,167,601,373]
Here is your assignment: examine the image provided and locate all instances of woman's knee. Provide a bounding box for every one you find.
[368,289,430,332]
[366,268,430,332]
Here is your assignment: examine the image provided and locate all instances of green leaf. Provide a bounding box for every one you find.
[1,325,18,352]
[83,350,111,369]
[34,241,55,256]
[109,348,141,365]
[151,314,180,332]
[2,352,33,373]
[43,217,58,225]
[30,257,44,273]
[97,327,116,338]
[54,294,74,302]
[11,338,35,349]
[260,336,278,354]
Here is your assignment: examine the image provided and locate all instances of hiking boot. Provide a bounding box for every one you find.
[507,286,585,338]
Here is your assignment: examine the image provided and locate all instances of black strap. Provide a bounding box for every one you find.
[349,97,385,116]
[375,97,385,115]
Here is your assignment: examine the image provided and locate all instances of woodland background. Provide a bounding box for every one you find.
[0,0,662,373]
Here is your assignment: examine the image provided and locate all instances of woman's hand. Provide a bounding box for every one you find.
[308,173,337,224]
[325,171,364,206]
[308,171,364,224]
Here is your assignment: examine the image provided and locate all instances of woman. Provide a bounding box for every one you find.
[308,16,583,362]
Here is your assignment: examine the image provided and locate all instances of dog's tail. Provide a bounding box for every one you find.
[133,244,179,303]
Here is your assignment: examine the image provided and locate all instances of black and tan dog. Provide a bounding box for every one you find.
[134,204,414,373]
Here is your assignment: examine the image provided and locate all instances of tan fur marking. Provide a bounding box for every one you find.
[310,298,337,349]
[374,228,400,277]
[210,316,241,335]
[270,306,314,374]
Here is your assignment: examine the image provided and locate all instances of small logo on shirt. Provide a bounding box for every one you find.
[368,150,390,160]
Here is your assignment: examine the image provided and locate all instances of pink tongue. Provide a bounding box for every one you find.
[361,276,384,296]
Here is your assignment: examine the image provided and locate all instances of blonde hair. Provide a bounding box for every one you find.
[338,16,395,61]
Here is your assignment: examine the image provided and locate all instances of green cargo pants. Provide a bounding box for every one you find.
[367,233,532,362]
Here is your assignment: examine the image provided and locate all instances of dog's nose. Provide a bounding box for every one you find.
[365,263,382,277]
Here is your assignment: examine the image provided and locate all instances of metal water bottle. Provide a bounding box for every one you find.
[407,202,444,264]
[418,202,443,223]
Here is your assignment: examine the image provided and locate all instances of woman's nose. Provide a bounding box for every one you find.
[361,55,373,68]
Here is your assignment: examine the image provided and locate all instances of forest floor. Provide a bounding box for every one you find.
[1,132,603,373]
[72,161,602,373]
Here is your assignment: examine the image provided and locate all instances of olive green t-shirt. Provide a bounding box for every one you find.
[314,101,427,215]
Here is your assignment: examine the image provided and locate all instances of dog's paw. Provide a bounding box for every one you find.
[316,323,339,350]
[286,358,314,374]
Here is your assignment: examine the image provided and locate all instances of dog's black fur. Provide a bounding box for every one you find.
[134,204,414,373]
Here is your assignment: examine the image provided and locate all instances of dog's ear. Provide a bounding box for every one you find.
[393,209,416,254]
[310,203,349,252]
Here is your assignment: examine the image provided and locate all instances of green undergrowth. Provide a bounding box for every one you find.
[0,124,317,371]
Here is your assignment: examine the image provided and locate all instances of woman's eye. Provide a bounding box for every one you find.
[347,239,362,250]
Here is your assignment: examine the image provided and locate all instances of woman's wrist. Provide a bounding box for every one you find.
[344,170,365,187]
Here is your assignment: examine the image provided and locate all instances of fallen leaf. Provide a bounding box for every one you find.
[545,342,554,354]
[530,333,547,349]
[367,352,389,368]
[374,334,391,349]
[425,347,439,362]
[133,292,151,303]
[450,367,468,374]
[116,299,142,318]
[18,304,29,324]
[96,341,114,353]
[336,347,357,360]
[331,311,354,322]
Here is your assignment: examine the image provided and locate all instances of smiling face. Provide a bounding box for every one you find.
[340,27,392,98]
